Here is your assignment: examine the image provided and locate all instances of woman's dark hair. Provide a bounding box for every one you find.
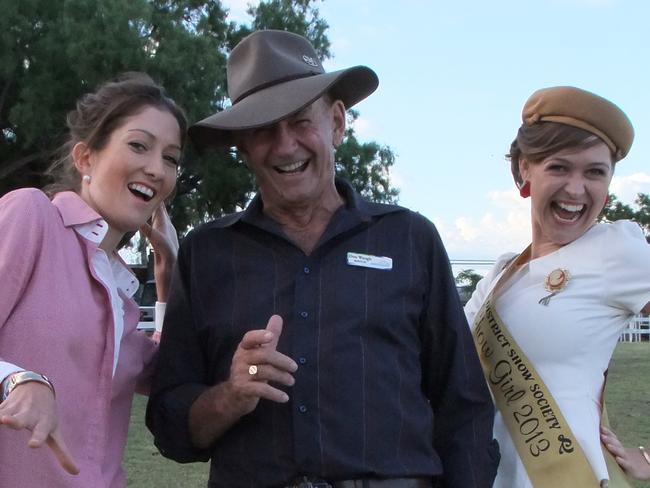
[507,122,614,187]
[44,72,187,196]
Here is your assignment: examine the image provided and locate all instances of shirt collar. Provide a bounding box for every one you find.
[74,220,109,244]
[52,191,108,244]
[52,191,137,296]
[52,191,104,228]
[237,177,406,229]
[207,178,406,250]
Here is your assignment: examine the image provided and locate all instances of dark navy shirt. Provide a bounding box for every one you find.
[146,179,498,488]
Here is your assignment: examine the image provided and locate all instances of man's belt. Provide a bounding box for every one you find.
[284,476,433,488]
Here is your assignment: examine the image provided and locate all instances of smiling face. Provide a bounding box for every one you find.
[237,96,346,213]
[520,141,613,257]
[74,105,181,249]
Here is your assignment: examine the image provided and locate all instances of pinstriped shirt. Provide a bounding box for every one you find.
[147,179,498,488]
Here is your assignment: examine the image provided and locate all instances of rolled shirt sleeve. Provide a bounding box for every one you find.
[145,241,212,463]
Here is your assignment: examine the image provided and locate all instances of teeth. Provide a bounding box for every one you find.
[276,160,307,173]
[556,202,584,212]
[553,201,583,223]
[556,213,580,223]
[128,183,154,198]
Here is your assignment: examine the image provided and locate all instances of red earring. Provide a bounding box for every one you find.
[519,181,530,198]
[604,195,609,206]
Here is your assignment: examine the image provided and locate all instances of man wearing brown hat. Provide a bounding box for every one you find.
[146,30,498,488]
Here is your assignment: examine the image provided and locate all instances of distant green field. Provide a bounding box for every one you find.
[124,343,650,487]
[603,343,650,488]
[124,395,209,487]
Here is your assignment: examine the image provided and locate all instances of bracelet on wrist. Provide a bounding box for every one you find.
[1,371,55,401]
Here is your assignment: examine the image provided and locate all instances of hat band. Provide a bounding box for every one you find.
[233,71,321,105]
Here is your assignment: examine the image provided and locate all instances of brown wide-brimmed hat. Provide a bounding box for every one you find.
[522,86,634,161]
[189,30,379,148]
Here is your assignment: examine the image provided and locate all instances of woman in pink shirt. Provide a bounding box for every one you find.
[0,73,186,487]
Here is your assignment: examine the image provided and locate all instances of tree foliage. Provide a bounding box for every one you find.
[0,0,399,236]
[455,269,483,292]
[248,0,330,57]
[600,192,650,238]
[336,110,398,203]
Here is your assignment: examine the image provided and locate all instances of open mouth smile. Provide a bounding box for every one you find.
[128,183,156,202]
[551,201,585,223]
[274,159,309,174]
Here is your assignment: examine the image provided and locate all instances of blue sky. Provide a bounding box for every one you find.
[223,0,650,269]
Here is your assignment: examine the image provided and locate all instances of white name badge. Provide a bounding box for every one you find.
[346,252,393,270]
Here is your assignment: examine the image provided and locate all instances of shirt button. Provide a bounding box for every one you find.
[298,405,308,413]
[303,266,310,274]
[299,357,307,365]
[300,311,309,319]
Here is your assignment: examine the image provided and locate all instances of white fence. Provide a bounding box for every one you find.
[620,316,650,342]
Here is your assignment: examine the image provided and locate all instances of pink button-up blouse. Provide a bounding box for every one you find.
[0,188,157,487]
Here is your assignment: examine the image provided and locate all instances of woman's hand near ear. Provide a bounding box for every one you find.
[139,204,179,302]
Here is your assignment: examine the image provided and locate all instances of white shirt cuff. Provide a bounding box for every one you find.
[154,301,167,333]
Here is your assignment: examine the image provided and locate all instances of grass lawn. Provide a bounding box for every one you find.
[124,395,209,487]
[124,343,650,487]
[604,343,650,488]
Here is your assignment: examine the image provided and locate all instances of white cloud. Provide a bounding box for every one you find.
[486,188,526,209]
[350,115,372,139]
[610,172,650,205]
[455,216,480,241]
[436,171,650,261]
[436,188,531,261]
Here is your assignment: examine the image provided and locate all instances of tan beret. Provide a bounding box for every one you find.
[522,86,634,161]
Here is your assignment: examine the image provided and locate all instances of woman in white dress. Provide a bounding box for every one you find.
[465,86,650,487]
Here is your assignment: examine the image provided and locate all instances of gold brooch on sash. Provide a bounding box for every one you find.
[539,268,570,305]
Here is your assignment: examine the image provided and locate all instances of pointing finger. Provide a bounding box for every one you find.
[46,429,80,475]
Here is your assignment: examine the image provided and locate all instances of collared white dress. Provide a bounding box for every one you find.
[465,220,650,487]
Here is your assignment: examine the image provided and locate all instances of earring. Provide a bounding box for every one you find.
[518,181,530,198]
[82,175,91,184]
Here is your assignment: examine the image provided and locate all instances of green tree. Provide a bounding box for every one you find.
[1,0,234,232]
[1,0,399,236]
[455,269,483,294]
[248,0,330,57]
[336,110,398,203]
[600,192,650,237]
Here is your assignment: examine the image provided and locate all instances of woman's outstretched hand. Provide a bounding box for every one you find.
[0,381,79,475]
[601,425,650,480]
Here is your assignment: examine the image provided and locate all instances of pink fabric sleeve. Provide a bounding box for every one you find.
[0,189,49,364]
